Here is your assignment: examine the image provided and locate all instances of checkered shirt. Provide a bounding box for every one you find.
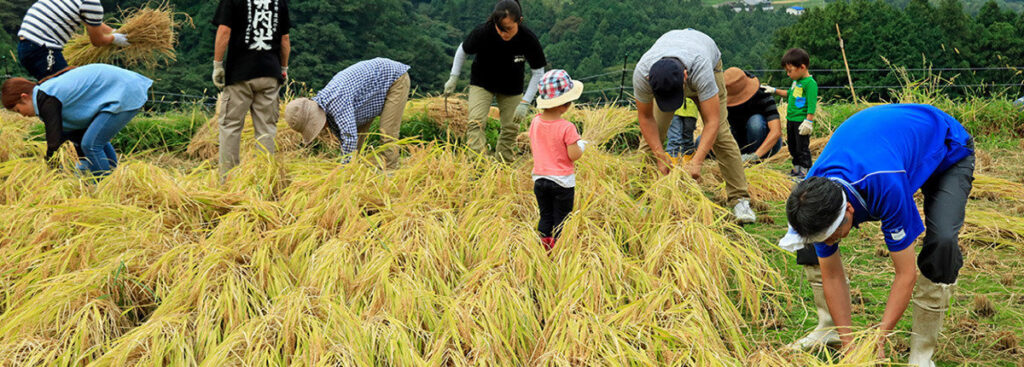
[537,70,574,101]
[312,58,411,156]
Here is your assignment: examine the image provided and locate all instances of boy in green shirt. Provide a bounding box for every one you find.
[764,48,817,178]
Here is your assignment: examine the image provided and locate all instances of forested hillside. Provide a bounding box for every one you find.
[1,0,1022,101]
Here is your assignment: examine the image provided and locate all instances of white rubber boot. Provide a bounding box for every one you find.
[908,276,954,367]
[789,265,842,350]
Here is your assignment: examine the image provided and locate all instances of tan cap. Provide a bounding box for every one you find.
[284,98,327,144]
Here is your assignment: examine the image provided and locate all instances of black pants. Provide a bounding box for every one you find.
[796,153,975,284]
[787,120,813,169]
[534,179,575,238]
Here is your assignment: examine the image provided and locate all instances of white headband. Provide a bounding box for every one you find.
[777,191,847,252]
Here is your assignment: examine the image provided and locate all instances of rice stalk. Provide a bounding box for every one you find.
[63,4,190,68]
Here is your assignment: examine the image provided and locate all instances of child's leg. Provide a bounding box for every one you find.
[680,117,697,156]
[550,185,575,239]
[786,120,800,168]
[534,179,555,238]
[798,134,813,169]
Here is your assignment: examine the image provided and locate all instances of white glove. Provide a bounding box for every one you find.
[799,119,813,136]
[741,153,759,162]
[281,66,289,83]
[111,33,129,47]
[514,102,531,121]
[760,85,776,94]
[212,61,225,89]
[577,140,589,152]
[444,74,458,95]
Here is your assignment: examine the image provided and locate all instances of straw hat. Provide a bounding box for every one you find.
[284,98,327,144]
[724,67,760,107]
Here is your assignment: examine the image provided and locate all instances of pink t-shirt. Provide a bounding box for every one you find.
[529,115,581,176]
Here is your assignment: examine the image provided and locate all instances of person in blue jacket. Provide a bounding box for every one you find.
[779,104,974,365]
[2,64,152,176]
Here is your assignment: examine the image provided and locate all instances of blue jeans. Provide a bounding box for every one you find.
[17,39,68,80]
[665,115,697,157]
[695,113,783,159]
[736,114,782,157]
[75,109,140,176]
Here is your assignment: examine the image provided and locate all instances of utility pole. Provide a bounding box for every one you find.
[617,53,628,103]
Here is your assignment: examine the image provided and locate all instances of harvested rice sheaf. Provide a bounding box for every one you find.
[63,5,190,68]
[0,105,885,366]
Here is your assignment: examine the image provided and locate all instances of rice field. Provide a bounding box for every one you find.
[0,99,1021,365]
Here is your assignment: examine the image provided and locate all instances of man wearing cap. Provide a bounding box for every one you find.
[284,58,410,169]
[779,104,974,365]
[633,29,755,223]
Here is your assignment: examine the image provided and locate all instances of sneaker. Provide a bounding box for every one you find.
[733,199,756,224]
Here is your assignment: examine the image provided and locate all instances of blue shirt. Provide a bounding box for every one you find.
[34,64,152,131]
[312,58,410,156]
[810,104,973,258]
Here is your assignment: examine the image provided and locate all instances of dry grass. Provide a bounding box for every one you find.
[63,4,189,68]
[0,103,890,365]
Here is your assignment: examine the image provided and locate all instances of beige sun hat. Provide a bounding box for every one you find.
[284,98,328,144]
[536,69,585,109]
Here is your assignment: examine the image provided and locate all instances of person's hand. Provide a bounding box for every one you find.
[741,153,759,163]
[655,152,672,175]
[576,140,589,153]
[514,102,531,121]
[684,160,702,180]
[111,33,129,47]
[760,85,776,94]
[281,66,289,83]
[799,119,814,136]
[212,61,225,89]
[444,74,458,95]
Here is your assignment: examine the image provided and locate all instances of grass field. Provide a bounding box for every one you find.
[0,90,1022,365]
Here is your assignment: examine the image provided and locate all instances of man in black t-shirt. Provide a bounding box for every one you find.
[444,0,547,162]
[211,0,291,177]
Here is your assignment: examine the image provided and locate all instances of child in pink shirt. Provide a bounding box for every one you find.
[530,69,587,251]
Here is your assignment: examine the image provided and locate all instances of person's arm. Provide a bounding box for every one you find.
[879,247,917,333]
[214,25,231,62]
[775,88,789,98]
[686,97,720,179]
[754,118,782,158]
[754,94,783,158]
[85,23,114,46]
[636,100,671,175]
[819,250,854,347]
[36,92,66,160]
[280,34,290,67]
[567,141,583,161]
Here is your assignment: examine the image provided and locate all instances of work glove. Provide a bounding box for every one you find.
[281,66,289,83]
[111,33,129,47]
[760,85,776,94]
[444,74,458,95]
[576,140,589,153]
[514,102,531,122]
[799,119,813,136]
[212,61,225,89]
[741,153,759,163]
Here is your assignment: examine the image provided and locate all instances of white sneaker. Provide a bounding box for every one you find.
[733,199,756,224]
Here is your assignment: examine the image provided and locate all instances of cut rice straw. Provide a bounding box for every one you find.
[63,4,191,68]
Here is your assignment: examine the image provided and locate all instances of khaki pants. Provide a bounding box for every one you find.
[219,77,280,176]
[356,73,409,170]
[639,61,750,204]
[466,85,522,162]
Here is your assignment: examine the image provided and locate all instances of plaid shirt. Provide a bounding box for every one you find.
[312,58,410,156]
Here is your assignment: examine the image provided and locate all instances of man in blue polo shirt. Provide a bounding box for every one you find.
[778,104,974,366]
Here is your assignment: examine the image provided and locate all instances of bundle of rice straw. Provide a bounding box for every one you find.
[63,4,188,68]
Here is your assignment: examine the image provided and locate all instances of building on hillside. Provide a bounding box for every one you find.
[730,0,774,12]
[787,6,805,15]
